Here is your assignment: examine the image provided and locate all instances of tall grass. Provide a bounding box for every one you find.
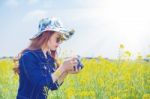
[0,45,150,99]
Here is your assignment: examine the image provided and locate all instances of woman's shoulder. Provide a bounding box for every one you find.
[20,49,38,62]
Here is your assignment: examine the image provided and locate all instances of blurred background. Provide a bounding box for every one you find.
[0,0,150,59]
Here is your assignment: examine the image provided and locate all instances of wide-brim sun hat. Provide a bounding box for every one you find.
[31,17,75,40]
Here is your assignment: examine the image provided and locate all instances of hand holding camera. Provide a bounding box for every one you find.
[61,55,84,74]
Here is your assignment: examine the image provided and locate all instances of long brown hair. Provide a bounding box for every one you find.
[13,31,60,74]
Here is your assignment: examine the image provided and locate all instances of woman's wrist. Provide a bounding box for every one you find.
[57,71,68,85]
[59,65,66,73]
[52,65,66,82]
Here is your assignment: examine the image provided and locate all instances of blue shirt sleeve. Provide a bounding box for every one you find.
[19,52,60,91]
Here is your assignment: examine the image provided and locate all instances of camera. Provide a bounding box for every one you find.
[74,55,84,70]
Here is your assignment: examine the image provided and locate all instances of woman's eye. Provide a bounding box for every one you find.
[56,35,64,43]
[56,37,60,43]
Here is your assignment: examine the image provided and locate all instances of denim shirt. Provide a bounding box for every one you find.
[17,49,62,99]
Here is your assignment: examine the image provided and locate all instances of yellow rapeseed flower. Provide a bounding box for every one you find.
[119,44,125,49]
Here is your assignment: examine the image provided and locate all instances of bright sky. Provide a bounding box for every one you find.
[0,0,150,59]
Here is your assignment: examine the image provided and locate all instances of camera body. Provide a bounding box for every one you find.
[75,55,84,70]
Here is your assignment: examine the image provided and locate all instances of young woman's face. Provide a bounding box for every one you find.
[47,32,63,51]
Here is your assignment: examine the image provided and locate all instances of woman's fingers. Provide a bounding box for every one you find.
[71,58,78,63]
[78,67,81,71]
[69,59,78,66]
[71,57,78,61]
[68,68,80,74]
[75,65,79,72]
[64,56,82,74]
[63,57,80,72]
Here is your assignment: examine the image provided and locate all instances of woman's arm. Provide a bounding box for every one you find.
[51,57,78,85]
[56,71,68,85]
[56,67,82,85]
[52,67,81,85]
[51,65,66,83]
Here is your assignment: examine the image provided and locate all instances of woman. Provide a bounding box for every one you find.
[14,17,83,99]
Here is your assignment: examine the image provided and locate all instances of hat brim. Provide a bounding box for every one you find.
[30,28,75,40]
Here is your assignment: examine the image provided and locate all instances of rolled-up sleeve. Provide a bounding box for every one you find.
[19,52,60,91]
